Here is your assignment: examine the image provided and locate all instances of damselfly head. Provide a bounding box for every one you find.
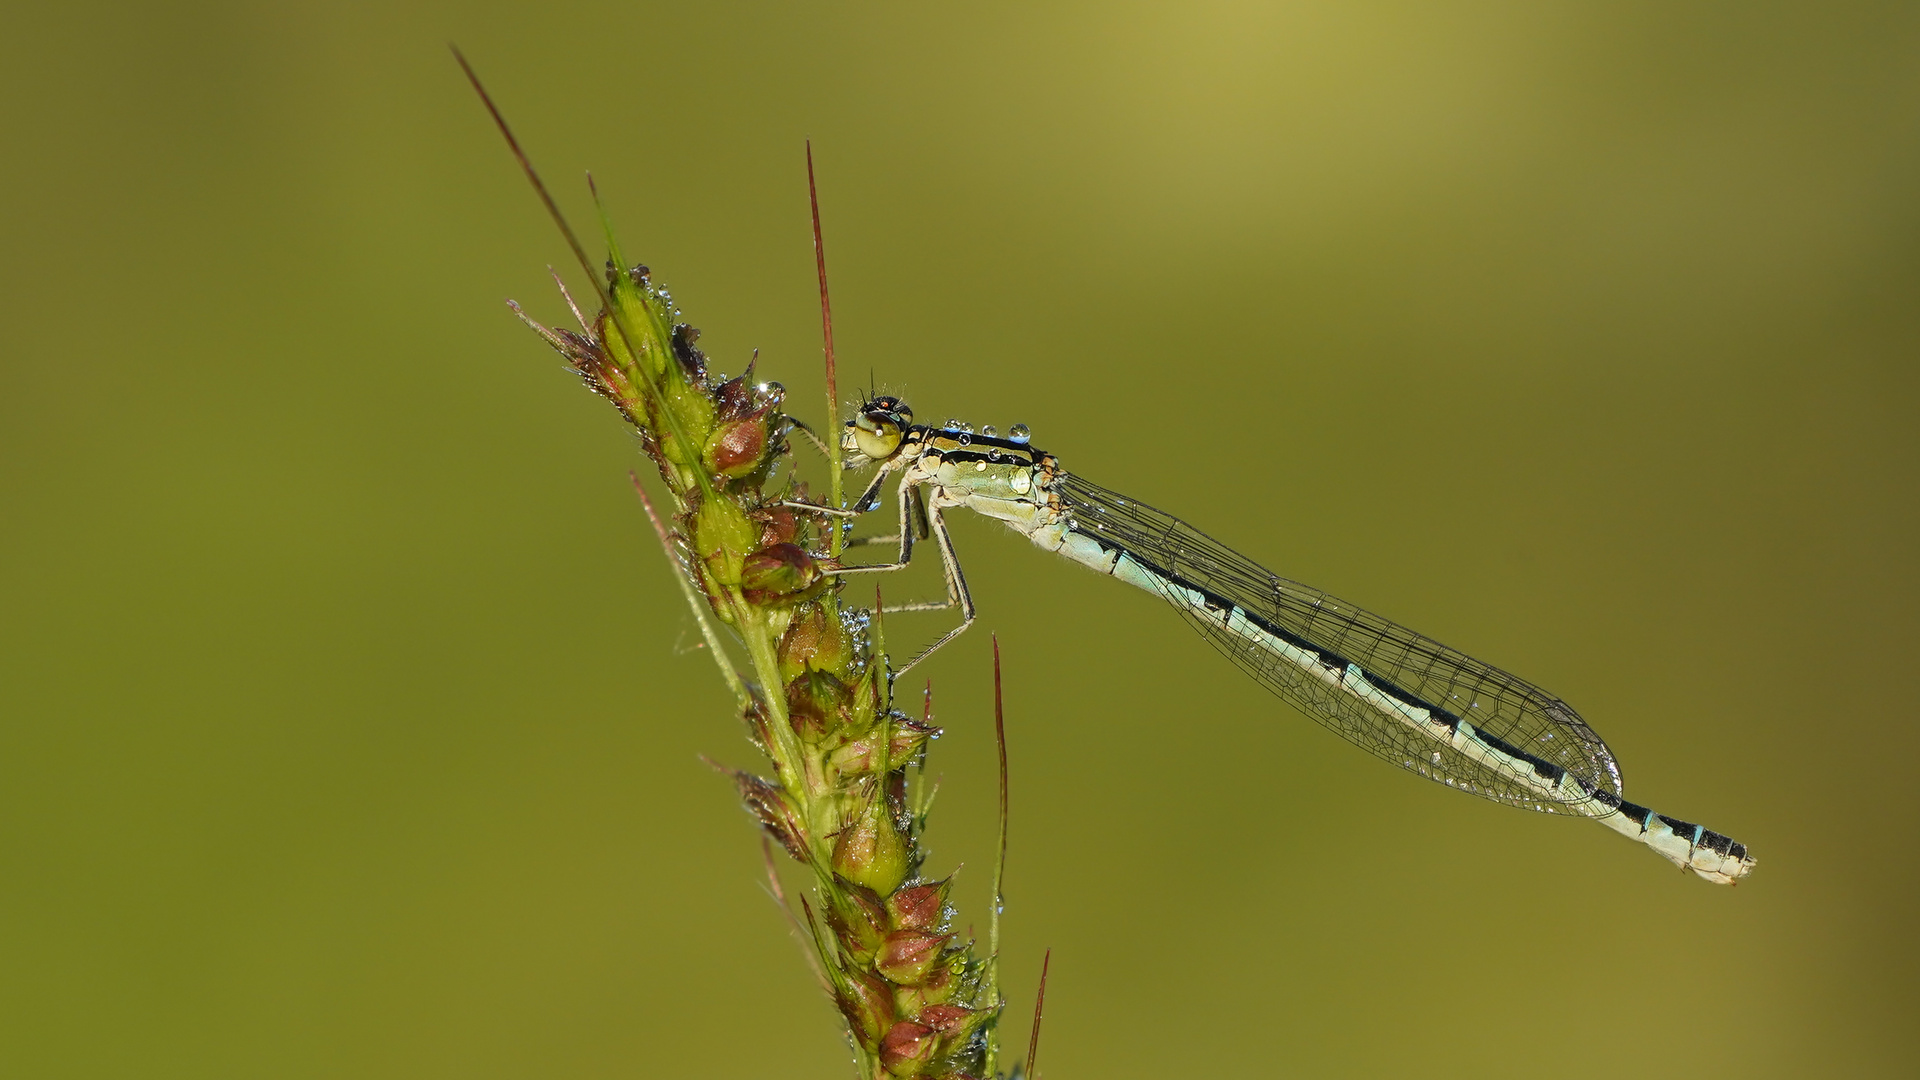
[845,396,913,461]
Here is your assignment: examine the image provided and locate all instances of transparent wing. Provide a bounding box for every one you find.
[1058,473,1623,812]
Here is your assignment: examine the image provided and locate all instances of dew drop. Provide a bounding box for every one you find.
[981,425,998,438]
[1009,423,1031,443]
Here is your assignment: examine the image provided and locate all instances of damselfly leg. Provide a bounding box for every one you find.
[785,466,978,676]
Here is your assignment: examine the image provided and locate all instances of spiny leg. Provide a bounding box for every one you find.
[780,451,902,520]
[828,478,964,620]
[781,459,900,555]
[847,484,930,549]
[824,471,919,575]
[783,415,833,460]
[891,500,976,677]
[786,468,960,630]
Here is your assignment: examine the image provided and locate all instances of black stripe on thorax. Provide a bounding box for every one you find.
[919,428,1042,457]
[932,447,1041,468]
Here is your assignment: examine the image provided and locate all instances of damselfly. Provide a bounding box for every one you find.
[801,396,1756,884]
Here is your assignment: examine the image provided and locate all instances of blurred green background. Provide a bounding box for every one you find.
[3,2,1916,1076]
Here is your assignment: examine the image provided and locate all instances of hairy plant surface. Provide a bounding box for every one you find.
[515,245,1004,1078]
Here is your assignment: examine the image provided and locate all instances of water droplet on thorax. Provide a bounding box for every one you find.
[1008,423,1032,444]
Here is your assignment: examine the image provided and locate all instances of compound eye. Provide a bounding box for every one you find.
[850,411,904,459]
